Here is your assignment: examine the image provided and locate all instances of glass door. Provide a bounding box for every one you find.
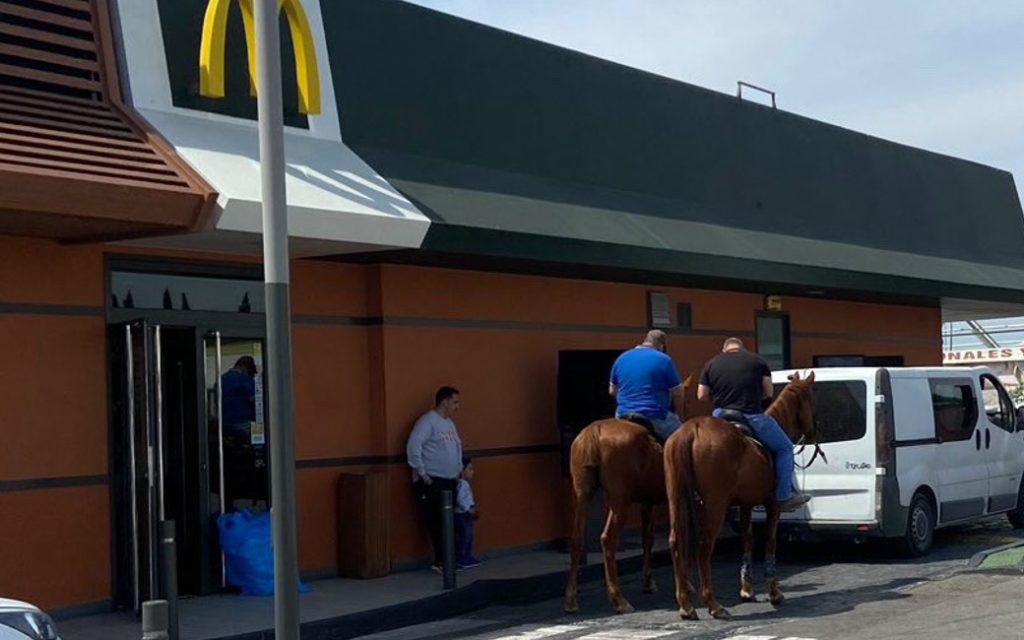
[202,333,269,587]
[111,321,165,611]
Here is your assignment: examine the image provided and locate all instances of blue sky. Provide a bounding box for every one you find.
[408,1,1024,195]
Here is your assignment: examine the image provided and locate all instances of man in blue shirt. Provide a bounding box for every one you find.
[222,356,257,435]
[609,330,686,442]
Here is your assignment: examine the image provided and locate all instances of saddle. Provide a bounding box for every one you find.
[716,409,764,450]
[618,413,662,444]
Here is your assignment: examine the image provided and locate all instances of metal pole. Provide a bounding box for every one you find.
[441,490,456,590]
[254,0,299,637]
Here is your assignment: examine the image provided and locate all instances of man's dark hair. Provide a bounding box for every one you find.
[435,386,459,407]
[234,356,257,376]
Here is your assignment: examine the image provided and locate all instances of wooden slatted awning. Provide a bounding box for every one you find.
[0,0,216,241]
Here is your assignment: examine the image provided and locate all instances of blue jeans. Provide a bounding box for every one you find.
[714,409,795,502]
[454,512,476,565]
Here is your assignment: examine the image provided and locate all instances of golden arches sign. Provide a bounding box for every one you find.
[199,0,321,115]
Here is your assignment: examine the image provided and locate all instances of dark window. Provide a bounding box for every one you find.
[930,381,978,443]
[772,380,867,444]
[557,350,620,476]
[981,375,1016,433]
[756,312,790,370]
[676,303,692,329]
[110,271,264,313]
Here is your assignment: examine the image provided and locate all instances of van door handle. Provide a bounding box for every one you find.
[986,428,991,449]
[976,430,981,450]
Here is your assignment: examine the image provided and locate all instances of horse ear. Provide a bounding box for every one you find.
[806,370,816,384]
[788,372,800,382]
[683,374,694,389]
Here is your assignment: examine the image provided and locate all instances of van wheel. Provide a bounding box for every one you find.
[1007,484,1024,529]
[901,493,935,557]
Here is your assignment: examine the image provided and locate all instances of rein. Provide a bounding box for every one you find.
[794,439,828,469]
[773,384,828,470]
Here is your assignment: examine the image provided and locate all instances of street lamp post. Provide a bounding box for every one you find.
[253,0,300,637]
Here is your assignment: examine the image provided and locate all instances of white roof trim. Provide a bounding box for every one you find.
[113,0,429,255]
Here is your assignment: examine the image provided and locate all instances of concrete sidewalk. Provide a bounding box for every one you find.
[58,537,670,640]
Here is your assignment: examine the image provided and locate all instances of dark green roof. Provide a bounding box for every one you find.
[323,0,1024,303]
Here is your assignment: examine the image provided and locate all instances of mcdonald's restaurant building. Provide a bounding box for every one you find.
[4,0,1024,615]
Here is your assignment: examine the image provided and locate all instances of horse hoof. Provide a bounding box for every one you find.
[643,582,658,594]
[711,606,732,620]
[563,602,578,614]
[769,594,785,607]
[740,593,756,603]
[678,608,699,620]
[614,601,635,615]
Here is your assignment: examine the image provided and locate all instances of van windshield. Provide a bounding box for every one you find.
[773,380,867,444]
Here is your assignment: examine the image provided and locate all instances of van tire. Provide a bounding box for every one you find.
[1007,484,1024,529]
[901,493,935,557]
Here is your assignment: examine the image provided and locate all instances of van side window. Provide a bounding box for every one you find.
[981,375,1015,433]
[930,381,978,443]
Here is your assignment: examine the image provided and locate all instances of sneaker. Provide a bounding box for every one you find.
[778,494,811,512]
[431,564,442,574]
[458,559,482,569]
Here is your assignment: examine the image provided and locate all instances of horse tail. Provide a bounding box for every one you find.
[570,422,603,495]
[675,426,701,566]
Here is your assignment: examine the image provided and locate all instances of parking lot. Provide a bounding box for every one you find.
[353,517,1024,640]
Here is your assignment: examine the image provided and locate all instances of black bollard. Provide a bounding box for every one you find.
[441,489,456,590]
[159,521,179,640]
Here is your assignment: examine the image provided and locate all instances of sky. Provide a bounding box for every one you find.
[407,1,1024,349]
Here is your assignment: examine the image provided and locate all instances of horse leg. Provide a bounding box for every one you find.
[563,468,595,613]
[667,482,698,620]
[738,506,755,602]
[698,500,731,620]
[765,503,785,606]
[601,499,634,614]
[600,501,632,613]
[641,503,657,594]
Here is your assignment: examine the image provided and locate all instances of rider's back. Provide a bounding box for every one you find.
[700,350,770,414]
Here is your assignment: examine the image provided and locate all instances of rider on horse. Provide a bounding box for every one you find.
[697,337,810,512]
[609,329,686,443]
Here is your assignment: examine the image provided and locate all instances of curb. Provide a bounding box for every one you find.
[209,549,675,640]
[967,539,1024,568]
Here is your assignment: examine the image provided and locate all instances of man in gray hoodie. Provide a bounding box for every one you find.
[406,386,464,571]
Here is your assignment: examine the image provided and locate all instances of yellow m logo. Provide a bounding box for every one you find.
[199,0,321,115]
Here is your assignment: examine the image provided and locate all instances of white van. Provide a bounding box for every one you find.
[761,366,1024,555]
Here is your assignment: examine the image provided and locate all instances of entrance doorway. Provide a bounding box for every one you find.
[109,321,269,609]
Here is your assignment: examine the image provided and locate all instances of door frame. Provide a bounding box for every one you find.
[105,256,268,605]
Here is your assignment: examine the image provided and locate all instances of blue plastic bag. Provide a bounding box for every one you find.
[217,510,310,596]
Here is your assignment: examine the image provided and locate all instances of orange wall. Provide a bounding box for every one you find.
[363,265,941,563]
[0,236,943,611]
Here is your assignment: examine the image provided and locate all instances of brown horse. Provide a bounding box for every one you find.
[664,371,820,620]
[564,377,706,614]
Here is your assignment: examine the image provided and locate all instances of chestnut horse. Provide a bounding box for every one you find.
[564,377,706,614]
[664,371,821,620]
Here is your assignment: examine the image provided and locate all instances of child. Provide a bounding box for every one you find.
[455,456,481,569]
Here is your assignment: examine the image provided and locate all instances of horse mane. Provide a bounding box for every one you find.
[765,380,811,439]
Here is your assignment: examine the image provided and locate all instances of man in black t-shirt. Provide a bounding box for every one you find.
[698,337,809,512]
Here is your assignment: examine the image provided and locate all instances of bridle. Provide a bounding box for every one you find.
[794,434,828,469]
[786,383,827,469]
